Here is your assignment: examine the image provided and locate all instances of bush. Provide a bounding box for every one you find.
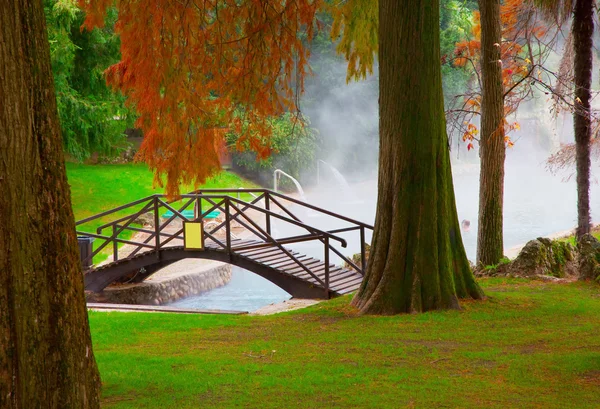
[46,1,134,160]
[226,113,320,189]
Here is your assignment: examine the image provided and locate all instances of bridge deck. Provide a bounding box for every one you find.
[210,239,364,295]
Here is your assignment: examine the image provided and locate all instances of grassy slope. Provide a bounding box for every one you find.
[68,162,259,221]
[91,279,600,409]
[67,162,260,261]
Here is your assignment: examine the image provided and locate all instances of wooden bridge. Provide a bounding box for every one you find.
[76,189,373,299]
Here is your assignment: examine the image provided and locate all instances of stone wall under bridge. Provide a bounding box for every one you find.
[86,260,231,306]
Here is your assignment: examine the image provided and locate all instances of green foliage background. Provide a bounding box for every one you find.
[440,0,476,106]
[226,113,320,186]
[46,0,133,160]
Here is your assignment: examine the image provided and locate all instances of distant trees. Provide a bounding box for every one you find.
[226,113,319,185]
[536,0,594,239]
[440,0,477,106]
[448,0,570,265]
[46,0,133,160]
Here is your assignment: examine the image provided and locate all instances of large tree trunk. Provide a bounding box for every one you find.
[476,0,506,267]
[0,0,101,407]
[573,0,593,239]
[351,0,484,314]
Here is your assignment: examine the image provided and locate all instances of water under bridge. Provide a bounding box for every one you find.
[77,189,373,299]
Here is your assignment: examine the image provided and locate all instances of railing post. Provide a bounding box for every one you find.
[153,197,160,258]
[360,226,366,275]
[265,193,271,236]
[324,236,330,298]
[196,194,202,221]
[112,224,118,262]
[225,197,231,254]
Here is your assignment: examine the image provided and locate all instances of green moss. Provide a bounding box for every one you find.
[481,257,511,275]
[560,230,600,246]
[549,241,571,278]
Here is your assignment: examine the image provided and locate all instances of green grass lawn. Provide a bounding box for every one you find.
[90,279,600,409]
[68,162,260,221]
[67,162,260,262]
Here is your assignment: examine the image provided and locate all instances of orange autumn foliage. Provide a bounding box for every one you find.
[79,0,321,196]
[329,0,378,82]
[454,0,546,149]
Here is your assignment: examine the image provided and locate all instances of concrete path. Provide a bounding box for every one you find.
[87,303,246,314]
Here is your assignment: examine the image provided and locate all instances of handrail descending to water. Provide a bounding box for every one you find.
[273,169,307,201]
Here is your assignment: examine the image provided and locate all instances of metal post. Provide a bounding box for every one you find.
[153,197,160,258]
[265,193,271,235]
[273,171,278,192]
[196,194,202,221]
[112,224,118,262]
[360,226,366,275]
[324,236,330,298]
[225,197,231,254]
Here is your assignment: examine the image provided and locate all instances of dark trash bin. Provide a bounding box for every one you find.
[77,236,95,270]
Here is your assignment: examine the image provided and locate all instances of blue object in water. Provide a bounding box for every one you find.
[162,209,220,219]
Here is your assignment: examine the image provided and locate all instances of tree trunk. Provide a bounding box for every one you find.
[573,0,593,239]
[0,0,101,407]
[476,0,506,267]
[351,0,484,314]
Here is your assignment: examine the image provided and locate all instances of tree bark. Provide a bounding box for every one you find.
[476,0,506,267]
[351,0,484,314]
[0,0,101,407]
[573,0,593,239]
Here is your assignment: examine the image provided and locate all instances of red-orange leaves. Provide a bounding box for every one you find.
[79,0,321,196]
[453,0,547,148]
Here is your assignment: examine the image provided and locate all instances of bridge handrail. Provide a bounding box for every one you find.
[78,189,373,234]
[198,191,371,276]
[193,188,374,230]
[179,194,347,247]
[75,195,156,226]
[79,191,350,247]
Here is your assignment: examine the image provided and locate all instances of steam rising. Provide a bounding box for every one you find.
[298,57,599,261]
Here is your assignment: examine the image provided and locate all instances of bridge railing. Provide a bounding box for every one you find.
[76,189,373,293]
[193,189,374,277]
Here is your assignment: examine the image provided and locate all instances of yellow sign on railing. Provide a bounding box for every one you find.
[183,221,204,250]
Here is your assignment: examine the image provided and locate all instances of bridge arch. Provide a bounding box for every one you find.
[77,190,372,300]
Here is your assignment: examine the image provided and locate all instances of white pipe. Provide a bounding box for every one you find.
[236,187,258,200]
[317,159,328,186]
[273,169,307,201]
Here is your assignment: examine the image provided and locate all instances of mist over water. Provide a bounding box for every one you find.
[301,58,599,261]
[454,139,600,260]
[302,60,379,182]
[180,58,600,312]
